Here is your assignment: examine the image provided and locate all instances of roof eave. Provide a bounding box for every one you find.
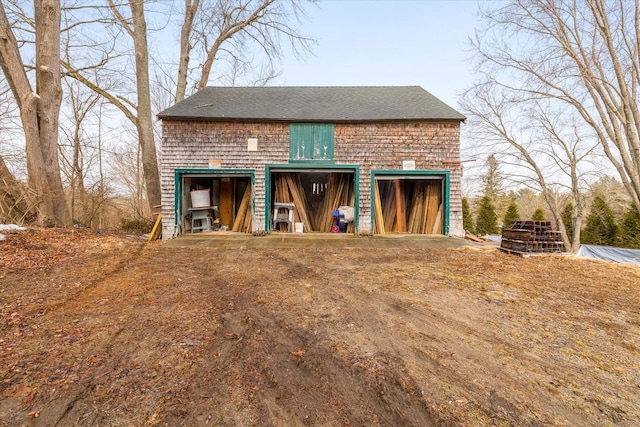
[157,116,466,124]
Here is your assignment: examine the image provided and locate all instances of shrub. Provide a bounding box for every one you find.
[582,196,618,246]
[120,218,154,234]
[617,203,640,249]
[502,202,520,230]
[531,208,545,221]
[560,202,574,243]
[475,196,499,235]
[462,197,474,233]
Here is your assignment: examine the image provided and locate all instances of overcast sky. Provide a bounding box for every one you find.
[274,0,484,110]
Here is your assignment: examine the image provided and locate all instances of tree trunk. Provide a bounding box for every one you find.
[70,128,87,222]
[0,1,68,226]
[130,0,161,212]
[571,216,583,254]
[175,0,199,103]
[35,0,68,226]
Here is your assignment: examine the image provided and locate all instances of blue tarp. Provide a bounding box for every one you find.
[577,245,640,265]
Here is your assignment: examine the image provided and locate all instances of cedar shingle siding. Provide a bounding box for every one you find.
[159,87,465,238]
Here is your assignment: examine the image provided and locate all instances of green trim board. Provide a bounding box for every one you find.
[173,168,255,234]
[370,170,450,235]
[265,163,360,232]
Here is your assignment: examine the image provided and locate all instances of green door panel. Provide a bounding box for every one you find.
[290,124,334,161]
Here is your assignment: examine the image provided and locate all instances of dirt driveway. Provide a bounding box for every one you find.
[1,228,639,426]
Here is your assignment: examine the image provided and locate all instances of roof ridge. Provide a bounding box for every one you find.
[158,86,465,122]
[203,85,423,89]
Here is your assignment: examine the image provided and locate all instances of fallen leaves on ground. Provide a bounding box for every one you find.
[1,228,639,426]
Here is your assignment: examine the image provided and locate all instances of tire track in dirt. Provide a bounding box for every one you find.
[169,250,438,426]
[1,241,145,323]
[1,243,150,426]
[263,248,638,426]
[2,236,640,426]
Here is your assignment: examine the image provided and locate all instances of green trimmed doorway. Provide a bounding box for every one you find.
[373,174,447,234]
[269,169,356,232]
[179,172,253,233]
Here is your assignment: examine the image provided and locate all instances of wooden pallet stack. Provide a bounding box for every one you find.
[500,221,563,254]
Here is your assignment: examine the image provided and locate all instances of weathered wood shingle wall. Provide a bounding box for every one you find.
[160,121,290,237]
[160,120,463,238]
[334,122,463,236]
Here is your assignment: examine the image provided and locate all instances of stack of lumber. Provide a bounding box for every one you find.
[316,173,355,232]
[407,181,442,234]
[500,221,563,253]
[374,180,398,233]
[464,230,484,242]
[148,205,162,241]
[231,184,252,232]
[374,180,442,234]
[272,174,313,232]
[272,173,355,232]
[373,183,387,234]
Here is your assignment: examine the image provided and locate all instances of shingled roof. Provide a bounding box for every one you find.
[157,86,465,122]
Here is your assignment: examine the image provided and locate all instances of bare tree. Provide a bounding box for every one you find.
[175,0,316,102]
[0,65,32,222]
[60,0,161,212]
[108,142,148,220]
[175,0,200,103]
[111,0,160,210]
[471,0,640,216]
[3,0,317,224]
[58,78,100,223]
[461,81,598,252]
[0,0,69,225]
[0,80,19,133]
[0,153,35,223]
[482,154,504,200]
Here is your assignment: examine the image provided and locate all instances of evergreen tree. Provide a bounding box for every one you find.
[617,203,640,249]
[482,154,505,201]
[462,197,474,234]
[582,196,618,246]
[502,202,520,230]
[561,202,574,244]
[475,196,499,235]
[531,208,545,220]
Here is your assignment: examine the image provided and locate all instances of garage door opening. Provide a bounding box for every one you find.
[182,174,252,233]
[270,171,356,232]
[373,177,443,234]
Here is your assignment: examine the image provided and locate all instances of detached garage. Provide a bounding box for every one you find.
[158,86,465,238]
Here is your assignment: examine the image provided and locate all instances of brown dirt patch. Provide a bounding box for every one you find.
[1,228,639,426]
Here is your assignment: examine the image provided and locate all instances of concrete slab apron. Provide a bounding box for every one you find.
[162,233,476,249]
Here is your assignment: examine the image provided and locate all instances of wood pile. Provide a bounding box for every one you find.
[500,221,563,253]
[374,180,442,234]
[464,230,484,242]
[272,173,355,232]
[231,184,253,232]
[316,173,355,233]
